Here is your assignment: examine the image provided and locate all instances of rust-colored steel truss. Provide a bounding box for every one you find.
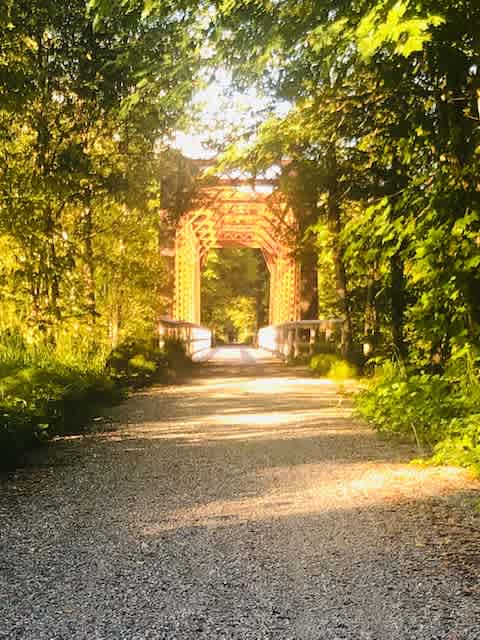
[174,184,300,325]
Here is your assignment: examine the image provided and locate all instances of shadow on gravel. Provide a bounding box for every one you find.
[2,357,479,639]
[2,465,478,639]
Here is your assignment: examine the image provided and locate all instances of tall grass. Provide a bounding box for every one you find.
[0,329,117,468]
[0,329,190,470]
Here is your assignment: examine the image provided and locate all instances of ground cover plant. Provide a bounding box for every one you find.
[309,353,358,381]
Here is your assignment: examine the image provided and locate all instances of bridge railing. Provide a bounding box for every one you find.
[258,319,344,359]
[158,318,212,358]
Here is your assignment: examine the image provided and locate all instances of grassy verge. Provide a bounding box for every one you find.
[0,334,191,470]
[355,352,480,476]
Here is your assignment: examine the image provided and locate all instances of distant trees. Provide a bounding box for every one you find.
[201,248,269,343]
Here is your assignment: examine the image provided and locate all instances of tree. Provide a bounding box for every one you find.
[201,248,269,342]
[0,0,202,344]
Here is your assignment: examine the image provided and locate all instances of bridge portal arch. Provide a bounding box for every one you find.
[174,183,300,325]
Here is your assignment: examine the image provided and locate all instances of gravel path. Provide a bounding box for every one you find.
[1,347,479,639]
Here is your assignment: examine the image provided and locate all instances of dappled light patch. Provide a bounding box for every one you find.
[142,462,474,534]
[95,353,480,539]
[114,423,366,444]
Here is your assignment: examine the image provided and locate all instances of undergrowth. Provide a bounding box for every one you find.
[309,353,358,380]
[0,331,191,470]
[356,349,480,476]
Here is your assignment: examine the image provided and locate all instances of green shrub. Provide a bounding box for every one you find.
[328,360,358,380]
[287,353,311,366]
[0,358,121,468]
[0,331,190,469]
[0,334,140,468]
[163,337,192,373]
[128,354,157,374]
[428,414,480,475]
[309,353,339,375]
[0,409,41,468]
[106,338,168,385]
[310,353,358,379]
[0,329,29,373]
[356,353,480,475]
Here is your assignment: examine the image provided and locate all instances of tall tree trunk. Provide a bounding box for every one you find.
[465,277,480,339]
[363,269,379,357]
[331,229,353,359]
[300,249,319,320]
[44,206,61,325]
[82,207,96,324]
[326,148,353,358]
[390,253,407,361]
[110,302,120,349]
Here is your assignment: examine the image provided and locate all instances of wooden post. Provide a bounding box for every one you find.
[309,326,316,354]
[294,327,300,358]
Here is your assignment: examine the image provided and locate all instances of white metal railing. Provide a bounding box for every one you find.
[158,317,212,357]
[258,319,344,359]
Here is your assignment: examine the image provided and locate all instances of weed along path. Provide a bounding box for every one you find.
[1,347,479,639]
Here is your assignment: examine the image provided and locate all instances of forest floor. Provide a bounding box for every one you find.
[1,346,480,639]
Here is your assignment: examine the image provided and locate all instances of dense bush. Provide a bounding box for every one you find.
[309,353,358,379]
[356,353,480,476]
[107,337,192,384]
[107,338,169,386]
[0,410,40,466]
[0,353,120,469]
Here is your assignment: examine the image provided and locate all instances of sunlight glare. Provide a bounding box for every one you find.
[171,69,291,161]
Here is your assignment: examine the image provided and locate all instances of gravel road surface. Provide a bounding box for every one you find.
[1,347,479,639]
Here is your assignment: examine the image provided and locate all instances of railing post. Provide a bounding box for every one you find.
[158,318,211,358]
[158,322,166,349]
[309,326,316,355]
[294,327,301,358]
[287,328,294,359]
[257,318,345,361]
[280,328,286,358]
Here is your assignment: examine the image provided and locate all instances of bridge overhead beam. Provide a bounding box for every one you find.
[173,185,301,325]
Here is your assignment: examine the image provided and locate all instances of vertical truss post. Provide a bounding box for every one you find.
[269,254,300,324]
[174,218,201,324]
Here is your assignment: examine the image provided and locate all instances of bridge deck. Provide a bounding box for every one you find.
[193,345,280,365]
